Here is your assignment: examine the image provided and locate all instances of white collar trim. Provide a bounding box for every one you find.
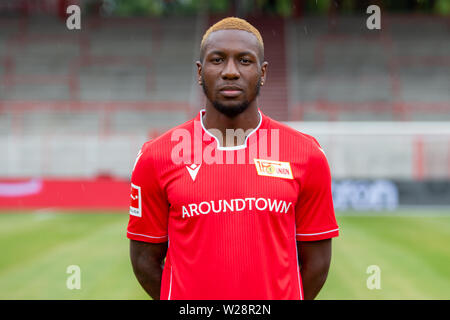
[199,109,263,151]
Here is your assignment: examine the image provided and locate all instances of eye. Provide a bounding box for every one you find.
[240,58,252,64]
[211,57,223,63]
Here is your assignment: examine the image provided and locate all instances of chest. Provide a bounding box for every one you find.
[164,161,300,212]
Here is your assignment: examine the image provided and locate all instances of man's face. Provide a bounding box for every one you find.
[197,29,268,117]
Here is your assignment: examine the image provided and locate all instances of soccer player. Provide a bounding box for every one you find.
[127,17,339,300]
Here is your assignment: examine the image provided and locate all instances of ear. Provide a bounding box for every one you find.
[196,61,202,84]
[260,61,268,85]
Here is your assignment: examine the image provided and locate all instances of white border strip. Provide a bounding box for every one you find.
[296,228,339,236]
[127,230,168,239]
[168,266,173,300]
[294,224,303,300]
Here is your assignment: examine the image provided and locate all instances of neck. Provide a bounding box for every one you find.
[202,104,260,148]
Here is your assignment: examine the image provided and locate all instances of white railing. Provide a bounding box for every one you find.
[1,122,449,179]
[0,134,148,178]
[286,122,450,180]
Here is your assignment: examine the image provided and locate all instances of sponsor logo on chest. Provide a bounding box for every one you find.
[181,197,293,218]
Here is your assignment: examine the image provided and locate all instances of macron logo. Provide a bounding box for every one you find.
[186,163,201,181]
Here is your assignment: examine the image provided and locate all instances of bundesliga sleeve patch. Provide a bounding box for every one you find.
[254,159,293,180]
[129,183,142,217]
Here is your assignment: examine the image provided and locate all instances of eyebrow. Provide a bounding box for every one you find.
[207,50,257,58]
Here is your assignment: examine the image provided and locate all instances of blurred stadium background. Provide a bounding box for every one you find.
[0,0,449,299]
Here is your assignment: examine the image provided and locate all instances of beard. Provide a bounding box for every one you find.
[202,80,261,118]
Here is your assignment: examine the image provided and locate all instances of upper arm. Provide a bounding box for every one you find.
[130,239,168,265]
[297,239,332,268]
[127,143,170,243]
[295,139,339,241]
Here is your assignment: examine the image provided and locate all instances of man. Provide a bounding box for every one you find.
[127,17,339,300]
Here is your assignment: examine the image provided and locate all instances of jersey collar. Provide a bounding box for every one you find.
[198,108,266,151]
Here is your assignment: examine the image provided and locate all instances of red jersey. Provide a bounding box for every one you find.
[127,109,339,300]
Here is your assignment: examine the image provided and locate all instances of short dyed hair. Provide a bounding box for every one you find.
[199,17,264,62]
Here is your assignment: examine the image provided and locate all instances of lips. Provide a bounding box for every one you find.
[219,86,242,98]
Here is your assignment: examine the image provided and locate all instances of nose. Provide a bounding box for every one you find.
[221,59,240,80]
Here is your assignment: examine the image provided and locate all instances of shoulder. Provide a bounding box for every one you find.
[140,118,195,159]
[266,116,324,158]
[133,118,195,172]
[265,117,333,188]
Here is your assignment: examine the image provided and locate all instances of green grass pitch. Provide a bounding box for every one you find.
[0,210,449,299]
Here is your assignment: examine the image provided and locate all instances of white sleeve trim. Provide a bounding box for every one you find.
[127,230,168,239]
[296,228,339,236]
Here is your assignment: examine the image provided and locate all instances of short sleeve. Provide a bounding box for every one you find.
[295,140,339,241]
[126,142,169,243]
